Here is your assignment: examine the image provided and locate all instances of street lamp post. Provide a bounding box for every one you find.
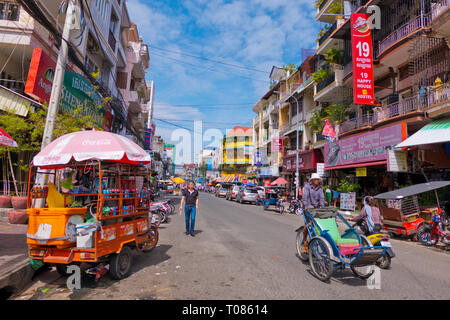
[291,95,300,200]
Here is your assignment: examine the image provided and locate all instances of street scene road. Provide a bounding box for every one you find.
[12,192,450,300]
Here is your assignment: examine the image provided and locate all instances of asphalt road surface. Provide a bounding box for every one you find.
[12,192,450,300]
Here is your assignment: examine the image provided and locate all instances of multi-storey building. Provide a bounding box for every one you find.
[0,0,153,190]
[314,0,450,193]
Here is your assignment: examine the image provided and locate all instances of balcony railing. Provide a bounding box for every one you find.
[108,30,117,52]
[318,22,337,47]
[432,0,449,19]
[425,83,450,107]
[318,0,327,12]
[316,72,335,93]
[375,14,432,57]
[339,96,427,134]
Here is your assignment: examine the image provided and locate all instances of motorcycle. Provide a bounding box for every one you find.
[417,210,450,247]
[353,220,395,269]
[276,196,286,214]
[288,199,301,214]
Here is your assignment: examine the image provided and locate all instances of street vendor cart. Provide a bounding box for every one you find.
[26,131,158,280]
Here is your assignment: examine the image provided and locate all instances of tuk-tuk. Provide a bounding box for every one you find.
[262,187,286,213]
[374,181,450,239]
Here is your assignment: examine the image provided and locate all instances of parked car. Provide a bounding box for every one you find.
[216,187,228,198]
[226,185,242,201]
[236,187,259,204]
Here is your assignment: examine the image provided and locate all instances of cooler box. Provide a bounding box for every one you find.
[27,208,87,248]
[76,223,95,248]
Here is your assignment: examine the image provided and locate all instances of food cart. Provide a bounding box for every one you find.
[26,131,158,280]
[374,181,450,239]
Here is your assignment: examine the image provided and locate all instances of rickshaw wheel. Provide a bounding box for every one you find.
[350,236,376,279]
[350,265,375,279]
[296,226,310,262]
[308,238,333,282]
[142,226,159,253]
[110,246,133,280]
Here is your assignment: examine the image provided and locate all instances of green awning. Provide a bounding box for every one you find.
[396,117,450,148]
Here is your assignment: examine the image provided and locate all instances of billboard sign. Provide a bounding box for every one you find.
[324,124,404,168]
[351,13,375,105]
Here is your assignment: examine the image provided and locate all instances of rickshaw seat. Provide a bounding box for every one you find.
[315,218,359,246]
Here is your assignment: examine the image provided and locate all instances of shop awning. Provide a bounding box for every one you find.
[374,181,450,200]
[325,160,387,171]
[396,117,450,148]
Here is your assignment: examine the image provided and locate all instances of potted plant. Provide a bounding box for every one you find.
[312,68,331,83]
[328,0,343,16]
[324,48,343,67]
[0,193,12,208]
[11,192,27,210]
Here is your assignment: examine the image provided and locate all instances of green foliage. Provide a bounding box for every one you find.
[283,64,298,74]
[307,107,328,132]
[324,48,343,66]
[325,103,350,124]
[328,0,343,15]
[314,0,324,8]
[316,24,331,42]
[312,67,331,83]
[337,179,361,193]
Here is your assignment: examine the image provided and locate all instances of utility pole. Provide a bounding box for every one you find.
[41,0,77,149]
[146,80,155,129]
[36,0,77,208]
[291,95,300,201]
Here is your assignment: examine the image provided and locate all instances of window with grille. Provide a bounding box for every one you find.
[0,2,19,21]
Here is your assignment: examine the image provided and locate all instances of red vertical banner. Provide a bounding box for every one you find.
[351,13,375,105]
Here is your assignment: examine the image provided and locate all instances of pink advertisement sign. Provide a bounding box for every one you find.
[324,124,405,168]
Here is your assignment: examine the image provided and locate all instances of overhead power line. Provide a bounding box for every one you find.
[151,51,268,83]
[148,44,268,74]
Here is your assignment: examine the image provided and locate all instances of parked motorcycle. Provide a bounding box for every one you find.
[288,199,301,214]
[417,210,450,247]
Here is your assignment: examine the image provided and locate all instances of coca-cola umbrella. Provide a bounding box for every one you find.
[270,177,289,186]
[33,130,151,167]
[0,128,19,195]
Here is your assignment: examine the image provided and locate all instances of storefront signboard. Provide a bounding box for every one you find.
[25,48,107,130]
[316,163,325,177]
[351,13,375,105]
[324,124,404,168]
[356,167,367,177]
[340,192,356,211]
[387,150,408,172]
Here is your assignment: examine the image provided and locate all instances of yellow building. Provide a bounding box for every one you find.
[220,126,253,176]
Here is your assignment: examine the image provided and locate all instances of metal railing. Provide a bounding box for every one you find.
[375,14,432,57]
[424,83,450,107]
[108,30,117,52]
[318,0,328,12]
[318,21,337,46]
[316,71,336,93]
[432,0,449,19]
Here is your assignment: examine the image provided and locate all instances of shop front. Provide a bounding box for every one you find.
[324,123,407,202]
[282,149,323,192]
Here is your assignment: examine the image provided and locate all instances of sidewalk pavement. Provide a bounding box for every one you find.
[0,209,34,295]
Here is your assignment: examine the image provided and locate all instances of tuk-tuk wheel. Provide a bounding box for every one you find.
[143,226,159,253]
[308,238,333,282]
[110,246,133,280]
[56,263,80,277]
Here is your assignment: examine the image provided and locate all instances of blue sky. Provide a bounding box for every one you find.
[127,0,319,161]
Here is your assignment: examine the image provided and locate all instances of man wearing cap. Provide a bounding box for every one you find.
[302,173,325,209]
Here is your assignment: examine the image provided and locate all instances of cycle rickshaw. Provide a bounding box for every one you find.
[296,208,388,282]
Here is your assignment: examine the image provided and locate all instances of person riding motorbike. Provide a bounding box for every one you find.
[350,196,383,235]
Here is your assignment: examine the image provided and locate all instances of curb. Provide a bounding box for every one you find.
[0,258,35,294]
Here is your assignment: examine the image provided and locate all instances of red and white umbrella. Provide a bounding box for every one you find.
[33,130,151,167]
[0,128,18,147]
[270,177,289,186]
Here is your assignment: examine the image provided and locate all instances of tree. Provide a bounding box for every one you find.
[325,103,350,124]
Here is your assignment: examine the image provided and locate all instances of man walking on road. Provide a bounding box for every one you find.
[179,180,199,237]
